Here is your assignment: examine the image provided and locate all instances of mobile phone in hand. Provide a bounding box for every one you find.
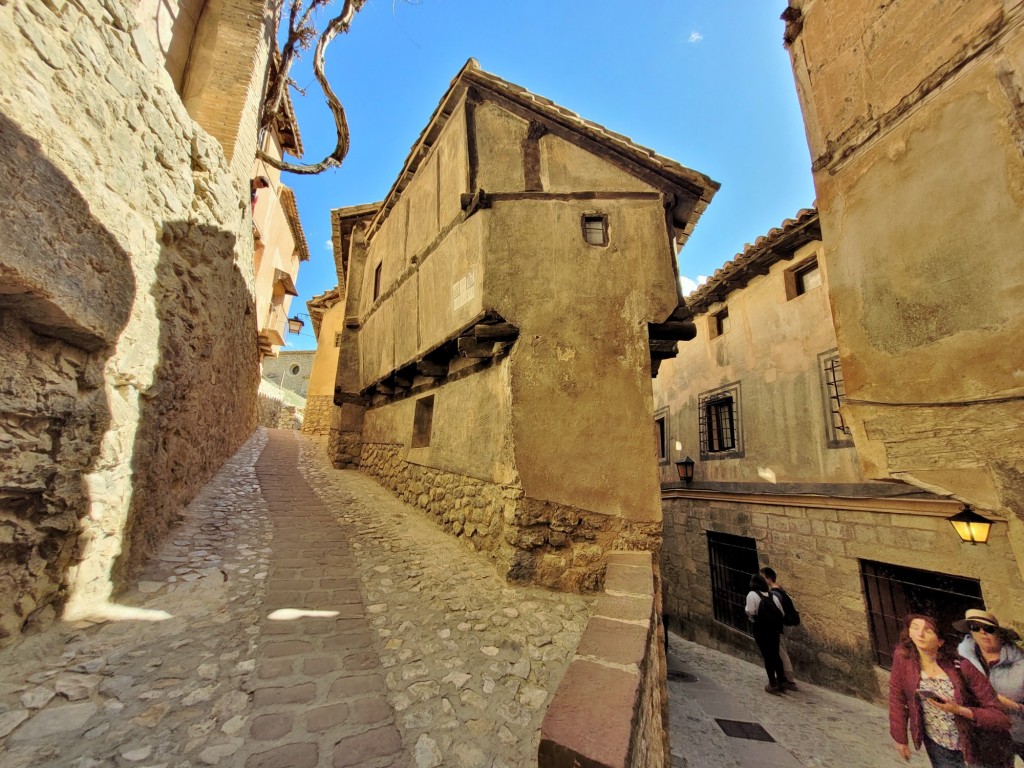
[917,689,946,702]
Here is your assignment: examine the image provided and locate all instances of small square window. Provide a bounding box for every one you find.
[582,214,608,246]
[412,395,434,448]
[373,262,383,301]
[709,308,730,339]
[785,256,822,300]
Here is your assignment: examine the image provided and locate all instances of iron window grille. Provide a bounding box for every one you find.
[334,331,342,347]
[707,531,760,635]
[698,382,742,459]
[860,560,984,669]
[819,350,854,447]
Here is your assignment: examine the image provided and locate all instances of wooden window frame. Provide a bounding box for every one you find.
[581,214,609,247]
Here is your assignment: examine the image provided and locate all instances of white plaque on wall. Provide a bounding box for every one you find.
[452,270,476,311]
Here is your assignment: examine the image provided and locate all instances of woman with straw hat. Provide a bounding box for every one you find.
[956,609,1024,767]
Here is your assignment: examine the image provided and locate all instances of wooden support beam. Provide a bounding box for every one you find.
[648,321,696,342]
[458,336,497,359]
[473,322,519,342]
[393,373,413,389]
[416,359,448,377]
[649,340,679,359]
[333,388,368,407]
[375,381,396,395]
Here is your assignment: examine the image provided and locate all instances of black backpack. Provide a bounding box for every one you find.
[755,591,784,634]
[772,587,801,627]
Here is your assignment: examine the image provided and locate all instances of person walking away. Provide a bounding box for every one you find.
[761,566,799,691]
[746,573,786,695]
[955,609,1024,768]
[889,613,1010,767]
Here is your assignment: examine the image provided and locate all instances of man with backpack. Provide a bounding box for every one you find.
[746,573,787,694]
[761,566,800,691]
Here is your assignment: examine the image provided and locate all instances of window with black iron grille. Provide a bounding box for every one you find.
[707,532,760,635]
[860,560,984,669]
[334,331,342,348]
[819,350,853,447]
[698,383,742,459]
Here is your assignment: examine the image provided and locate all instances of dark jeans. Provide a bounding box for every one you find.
[753,630,785,688]
[923,735,966,768]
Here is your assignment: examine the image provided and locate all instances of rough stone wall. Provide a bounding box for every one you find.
[360,442,510,556]
[360,443,661,593]
[0,0,261,639]
[257,392,302,431]
[661,493,1024,700]
[301,394,334,437]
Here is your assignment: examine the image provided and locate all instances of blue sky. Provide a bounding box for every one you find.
[283,1,815,350]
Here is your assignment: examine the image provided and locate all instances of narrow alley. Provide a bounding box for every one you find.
[0,430,916,767]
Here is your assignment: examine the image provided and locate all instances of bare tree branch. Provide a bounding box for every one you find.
[258,0,367,175]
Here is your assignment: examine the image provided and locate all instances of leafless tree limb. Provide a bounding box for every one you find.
[258,0,368,175]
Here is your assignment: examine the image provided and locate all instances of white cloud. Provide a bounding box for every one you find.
[688,31,703,44]
[324,239,333,251]
[679,274,708,296]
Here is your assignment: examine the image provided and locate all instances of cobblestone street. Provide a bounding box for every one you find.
[0,428,969,768]
[0,430,591,767]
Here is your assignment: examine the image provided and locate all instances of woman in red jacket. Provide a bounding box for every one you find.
[890,614,1011,767]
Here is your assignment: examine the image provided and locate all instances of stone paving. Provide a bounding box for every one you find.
[0,429,591,767]
[667,633,909,768]
[0,424,950,768]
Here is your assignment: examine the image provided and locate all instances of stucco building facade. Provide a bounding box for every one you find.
[0,0,272,643]
[252,93,310,359]
[302,287,346,438]
[654,209,1023,699]
[782,2,1024,586]
[328,60,719,592]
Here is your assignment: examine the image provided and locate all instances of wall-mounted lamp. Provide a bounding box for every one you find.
[287,315,305,334]
[675,456,695,485]
[948,504,992,545]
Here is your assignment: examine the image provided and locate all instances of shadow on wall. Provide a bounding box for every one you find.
[112,221,259,592]
[0,113,135,645]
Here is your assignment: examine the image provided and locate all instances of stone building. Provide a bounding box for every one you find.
[328,59,719,593]
[302,286,346,438]
[262,350,316,398]
[782,4,1024,587]
[0,0,272,642]
[653,208,1022,699]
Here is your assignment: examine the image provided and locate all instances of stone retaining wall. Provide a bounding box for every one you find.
[301,394,334,437]
[359,443,662,592]
[539,551,668,768]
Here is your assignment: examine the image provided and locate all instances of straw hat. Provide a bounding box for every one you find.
[952,609,1020,640]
